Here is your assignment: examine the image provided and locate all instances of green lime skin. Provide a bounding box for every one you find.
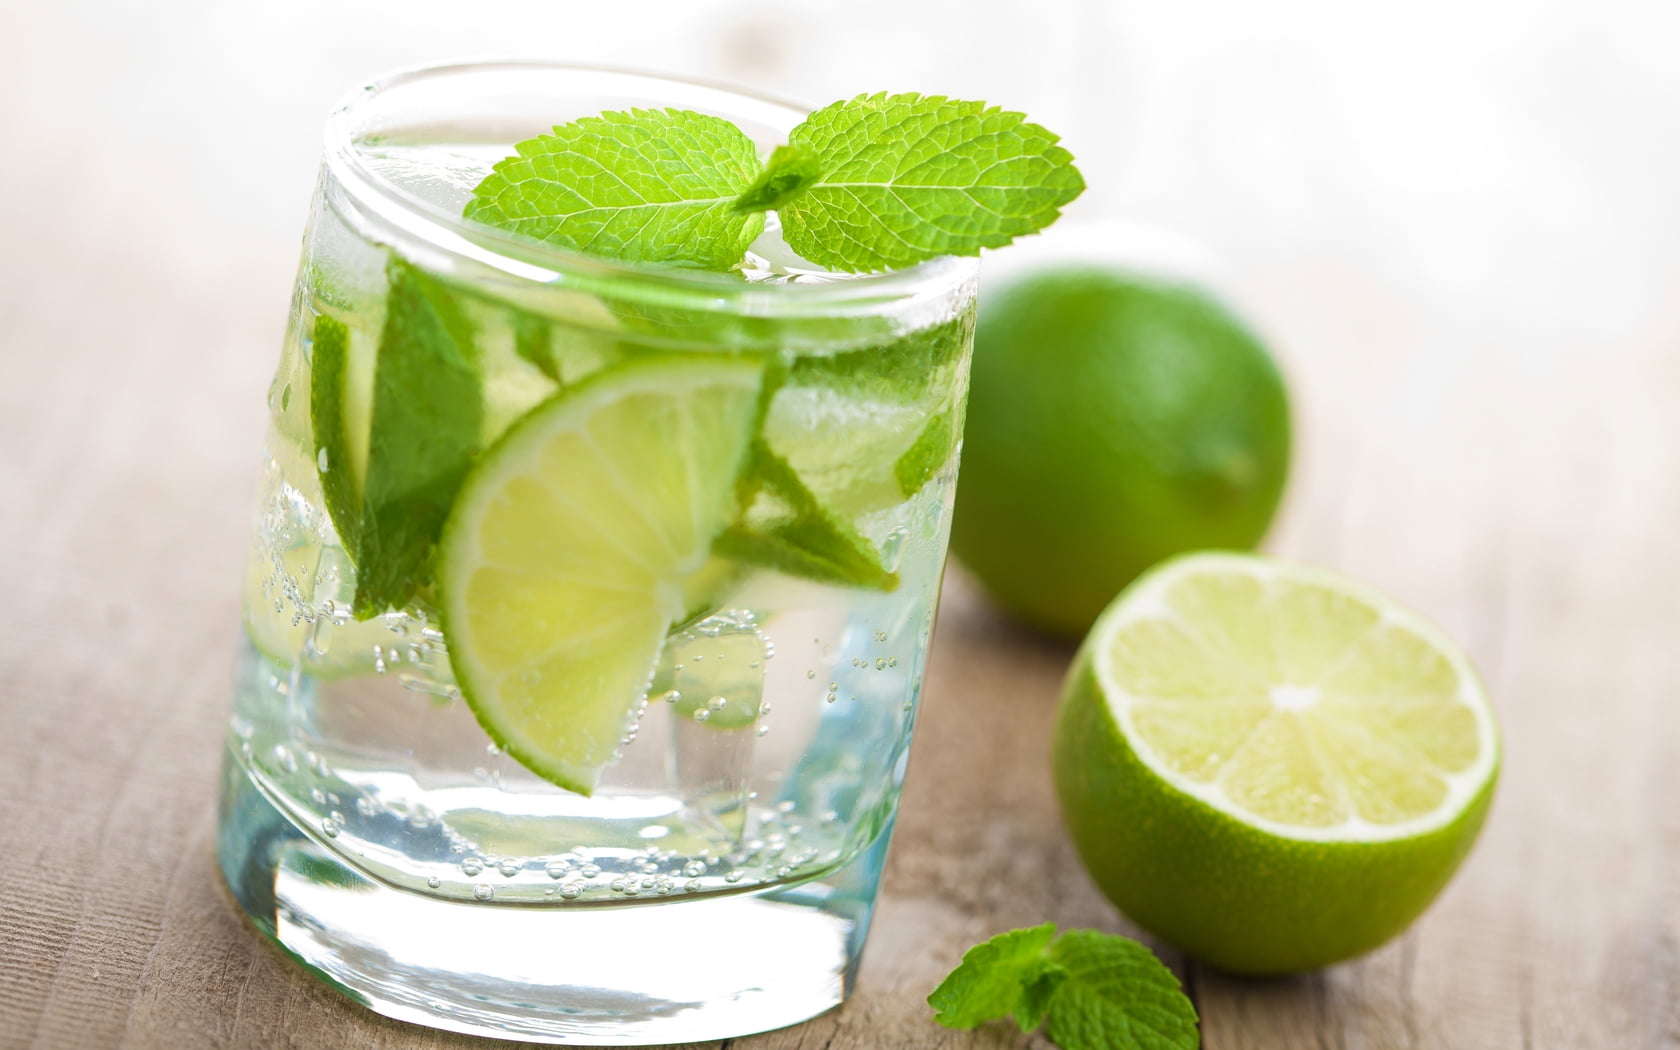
[951,267,1292,637]
[1052,654,1499,976]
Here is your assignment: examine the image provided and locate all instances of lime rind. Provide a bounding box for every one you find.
[1089,552,1500,843]
[438,355,766,796]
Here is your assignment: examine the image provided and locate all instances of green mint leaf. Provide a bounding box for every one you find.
[351,257,483,618]
[894,402,959,498]
[929,927,1198,1050]
[464,108,766,270]
[928,923,1059,1028]
[715,440,898,592]
[1044,931,1199,1050]
[732,145,823,213]
[512,311,560,384]
[309,314,361,552]
[776,92,1085,272]
[786,312,973,404]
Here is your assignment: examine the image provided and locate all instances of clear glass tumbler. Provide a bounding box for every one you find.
[217,61,978,1045]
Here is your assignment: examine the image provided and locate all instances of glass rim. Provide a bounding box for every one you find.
[321,59,979,315]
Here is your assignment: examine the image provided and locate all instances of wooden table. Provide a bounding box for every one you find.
[3,4,1677,1048]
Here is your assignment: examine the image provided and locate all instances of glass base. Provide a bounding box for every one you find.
[216,745,891,1045]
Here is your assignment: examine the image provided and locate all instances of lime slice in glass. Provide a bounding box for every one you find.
[438,356,764,795]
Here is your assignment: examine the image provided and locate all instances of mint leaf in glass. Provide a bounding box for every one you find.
[350,257,483,617]
[930,925,1199,1050]
[762,92,1085,272]
[715,440,899,592]
[464,109,765,270]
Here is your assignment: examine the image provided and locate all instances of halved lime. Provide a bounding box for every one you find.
[438,356,765,795]
[1055,552,1500,973]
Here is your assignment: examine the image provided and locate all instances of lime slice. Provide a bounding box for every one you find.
[439,356,765,795]
[1055,552,1500,974]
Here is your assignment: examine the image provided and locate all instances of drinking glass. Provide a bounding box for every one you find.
[217,61,978,1045]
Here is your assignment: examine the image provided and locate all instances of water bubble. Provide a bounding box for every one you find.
[609,878,627,893]
[707,695,726,711]
[888,657,898,667]
[559,882,583,899]
[474,884,494,901]
[776,801,796,814]
[622,882,640,896]
[310,788,328,805]
[692,708,710,723]
[756,725,770,737]
[486,741,501,756]
[821,810,840,824]
[355,796,379,817]
[498,859,521,878]
[317,447,330,472]
[875,631,889,643]
[579,864,601,879]
[724,871,744,884]
[661,689,681,704]
[828,682,838,692]
[461,857,484,877]
[806,669,816,679]
[426,876,441,889]
[685,879,703,893]
[329,810,345,825]
[271,745,298,774]
[825,692,837,704]
[875,658,888,670]
[320,818,340,838]
[759,702,772,716]
[683,860,706,878]
[776,866,793,878]
[545,861,571,880]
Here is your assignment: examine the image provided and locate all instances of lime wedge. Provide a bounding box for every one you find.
[438,356,765,795]
[1055,552,1500,973]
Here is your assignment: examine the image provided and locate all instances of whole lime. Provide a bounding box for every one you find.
[951,266,1291,637]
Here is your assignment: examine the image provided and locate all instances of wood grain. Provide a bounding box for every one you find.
[2,2,1677,1048]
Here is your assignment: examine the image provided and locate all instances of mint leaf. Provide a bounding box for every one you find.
[512,311,560,384]
[464,109,765,270]
[929,923,1059,1028]
[929,927,1198,1050]
[351,257,482,618]
[309,314,360,551]
[786,312,973,404]
[1045,931,1199,1050]
[715,440,898,592]
[775,92,1085,272]
[893,402,959,498]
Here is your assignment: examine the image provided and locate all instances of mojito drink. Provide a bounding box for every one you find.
[218,64,977,1044]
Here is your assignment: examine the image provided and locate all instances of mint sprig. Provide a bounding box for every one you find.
[929,925,1199,1050]
[466,93,1083,273]
[464,108,765,271]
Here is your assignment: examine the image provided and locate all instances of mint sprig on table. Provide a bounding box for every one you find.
[465,92,1084,273]
[929,924,1199,1050]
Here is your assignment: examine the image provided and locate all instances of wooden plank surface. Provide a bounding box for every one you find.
[2,2,1677,1048]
